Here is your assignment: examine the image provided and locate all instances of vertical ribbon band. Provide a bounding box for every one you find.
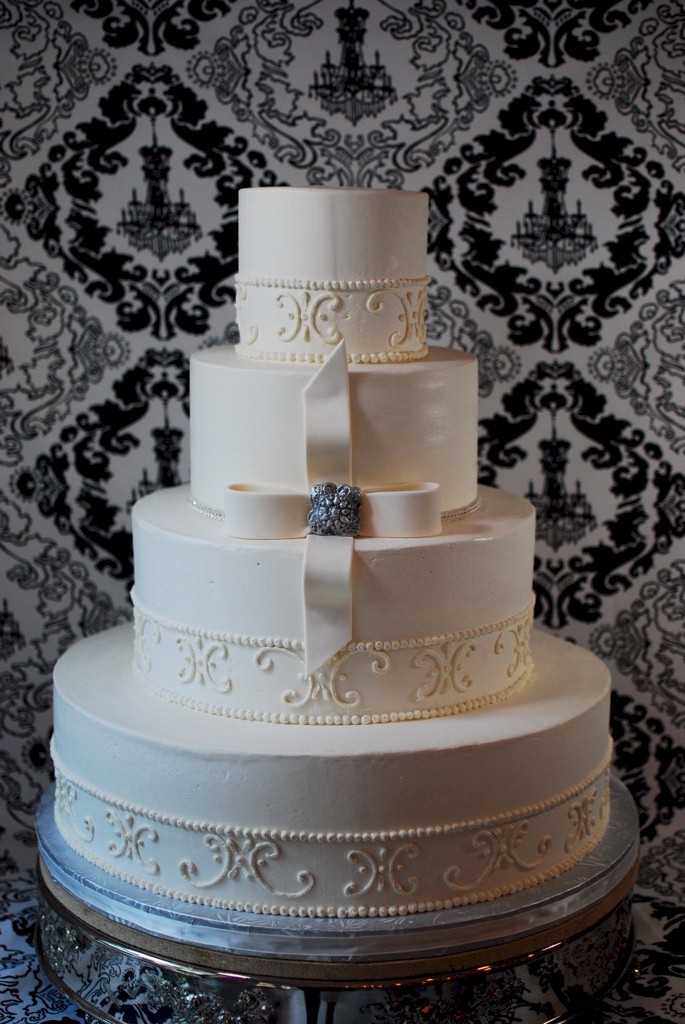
[224,342,442,676]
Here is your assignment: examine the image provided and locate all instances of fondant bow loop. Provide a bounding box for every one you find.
[224,481,442,540]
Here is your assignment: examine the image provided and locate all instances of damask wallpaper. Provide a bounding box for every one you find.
[0,1,684,1020]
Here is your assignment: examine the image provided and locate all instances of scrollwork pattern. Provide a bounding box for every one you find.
[495,616,534,680]
[261,645,390,709]
[105,810,160,875]
[235,277,429,359]
[134,606,161,676]
[565,789,599,853]
[49,756,611,915]
[0,10,675,1012]
[176,636,232,693]
[55,775,94,844]
[179,834,315,899]
[413,639,476,699]
[275,289,344,346]
[344,843,420,897]
[445,822,552,893]
[131,595,535,721]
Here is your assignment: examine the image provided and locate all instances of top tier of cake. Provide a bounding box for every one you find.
[235,187,431,363]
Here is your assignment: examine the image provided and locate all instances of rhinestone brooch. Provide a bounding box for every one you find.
[308,482,363,537]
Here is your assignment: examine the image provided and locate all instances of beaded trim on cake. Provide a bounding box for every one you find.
[235,274,429,363]
[52,745,611,918]
[131,592,535,724]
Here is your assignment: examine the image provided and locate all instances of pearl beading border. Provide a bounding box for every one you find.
[137,664,531,727]
[132,590,535,725]
[132,591,534,660]
[229,346,430,365]
[55,741,611,840]
[236,275,432,291]
[52,746,612,919]
[235,274,429,364]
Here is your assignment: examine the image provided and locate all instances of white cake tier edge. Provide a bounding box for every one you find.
[52,626,612,918]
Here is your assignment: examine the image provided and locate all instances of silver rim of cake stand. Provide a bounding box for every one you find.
[35,774,639,1023]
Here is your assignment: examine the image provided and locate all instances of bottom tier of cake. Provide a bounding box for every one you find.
[51,626,612,918]
[36,774,639,1023]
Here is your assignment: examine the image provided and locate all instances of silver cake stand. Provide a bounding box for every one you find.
[35,775,639,1024]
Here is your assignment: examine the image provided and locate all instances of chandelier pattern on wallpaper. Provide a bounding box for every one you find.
[310,0,396,124]
[525,396,596,551]
[512,129,597,273]
[119,116,201,260]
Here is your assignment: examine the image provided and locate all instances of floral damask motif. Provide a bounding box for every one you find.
[190,3,515,185]
[344,843,420,898]
[0,492,128,662]
[588,5,685,171]
[71,0,234,56]
[638,829,685,900]
[593,562,685,729]
[10,347,190,584]
[608,691,685,842]
[426,285,522,397]
[0,6,115,174]
[179,834,315,899]
[0,600,23,662]
[465,0,649,67]
[479,360,679,630]
[589,283,685,453]
[0,4,680,1018]
[445,822,552,892]
[187,27,252,111]
[7,62,276,342]
[0,256,129,466]
[433,74,685,354]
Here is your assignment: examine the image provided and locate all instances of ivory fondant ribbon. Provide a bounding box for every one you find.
[224,341,441,676]
[224,481,442,541]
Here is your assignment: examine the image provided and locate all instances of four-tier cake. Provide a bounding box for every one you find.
[50,187,612,919]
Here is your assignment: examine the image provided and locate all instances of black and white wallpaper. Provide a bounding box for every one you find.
[0,1,684,1019]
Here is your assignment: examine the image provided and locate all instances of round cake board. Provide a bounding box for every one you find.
[35,774,638,1024]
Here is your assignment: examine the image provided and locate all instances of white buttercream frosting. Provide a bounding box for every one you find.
[131,589,534,723]
[190,345,479,517]
[238,187,428,281]
[50,185,614,918]
[236,188,429,362]
[236,275,429,363]
[132,484,536,712]
[52,627,611,917]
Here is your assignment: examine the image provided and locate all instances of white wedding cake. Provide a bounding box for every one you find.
[50,187,612,919]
